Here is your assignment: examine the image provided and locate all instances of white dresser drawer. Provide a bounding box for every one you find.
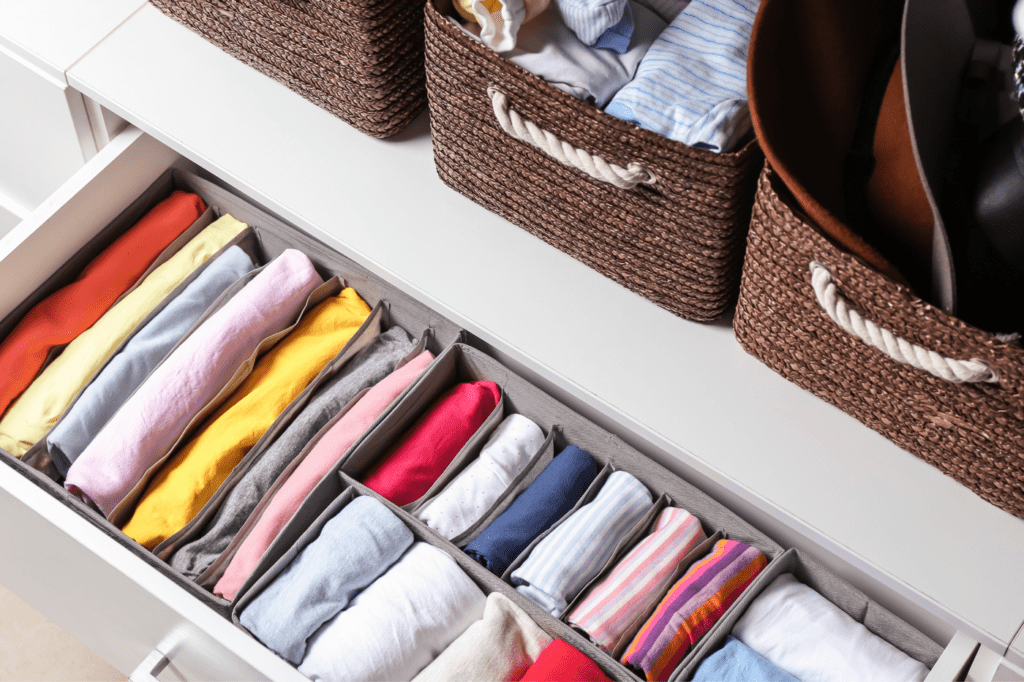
[0,126,304,682]
[0,124,1004,682]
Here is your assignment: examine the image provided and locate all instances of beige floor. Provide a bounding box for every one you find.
[0,583,124,682]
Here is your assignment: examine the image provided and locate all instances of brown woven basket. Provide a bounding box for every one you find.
[423,0,763,322]
[151,0,427,138]
[735,164,1024,518]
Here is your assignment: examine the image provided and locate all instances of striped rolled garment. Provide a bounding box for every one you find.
[621,539,767,682]
[604,0,760,152]
[511,470,653,617]
[567,507,706,652]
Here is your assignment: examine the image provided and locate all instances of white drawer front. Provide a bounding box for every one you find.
[0,127,305,682]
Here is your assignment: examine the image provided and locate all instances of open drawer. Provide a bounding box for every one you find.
[0,125,997,682]
[0,127,305,682]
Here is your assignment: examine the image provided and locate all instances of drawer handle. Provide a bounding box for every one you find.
[487,88,656,190]
[129,648,171,682]
[809,261,998,384]
[129,628,189,682]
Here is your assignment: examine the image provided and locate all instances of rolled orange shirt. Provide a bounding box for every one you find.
[0,190,205,418]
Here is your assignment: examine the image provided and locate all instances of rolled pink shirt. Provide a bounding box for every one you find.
[214,349,434,600]
[65,250,324,516]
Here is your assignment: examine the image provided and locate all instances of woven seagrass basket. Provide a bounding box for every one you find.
[422,0,763,322]
[151,0,427,138]
[735,165,1024,518]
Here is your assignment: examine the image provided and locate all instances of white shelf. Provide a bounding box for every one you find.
[37,0,1024,658]
[0,0,146,83]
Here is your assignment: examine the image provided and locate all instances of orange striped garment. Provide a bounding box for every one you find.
[620,539,767,681]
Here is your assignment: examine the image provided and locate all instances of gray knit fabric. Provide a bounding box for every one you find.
[169,326,416,579]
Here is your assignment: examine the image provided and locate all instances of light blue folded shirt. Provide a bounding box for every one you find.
[605,0,760,152]
[693,637,799,682]
[46,245,255,476]
[239,495,415,665]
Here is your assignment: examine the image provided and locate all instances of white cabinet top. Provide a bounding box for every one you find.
[1009,630,1024,668]
[47,0,1024,652]
[0,0,146,82]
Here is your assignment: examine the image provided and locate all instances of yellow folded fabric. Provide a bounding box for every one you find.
[0,216,247,456]
[121,288,371,549]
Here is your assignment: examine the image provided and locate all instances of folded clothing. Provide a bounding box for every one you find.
[416,413,545,540]
[169,326,416,580]
[518,639,611,682]
[362,381,501,507]
[413,592,553,682]
[568,506,706,652]
[46,246,255,477]
[0,213,241,457]
[622,539,768,682]
[121,288,372,549]
[297,542,487,682]
[65,249,324,516]
[731,573,930,682]
[691,637,797,682]
[555,0,629,48]
[464,444,598,576]
[512,470,652,617]
[458,2,665,108]
[240,496,414,665]
[605,0,759,151]
[454,0,550,52]
[0,190,205,420]
[214,350,434,601]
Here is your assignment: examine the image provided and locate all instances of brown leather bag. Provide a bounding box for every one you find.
[747,0,975,313]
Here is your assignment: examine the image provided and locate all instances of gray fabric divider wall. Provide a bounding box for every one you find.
[556,493,672,625]
[402,395,506,513]
[499,464,617,582]
[194,334,435,590]
[150,305,387,560]
[104,276,348,525]
[449,428,556,547]
[672,548,944,681]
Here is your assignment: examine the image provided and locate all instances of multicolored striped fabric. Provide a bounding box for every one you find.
[511,470,653,617]
[621,539,767,681]
[567,507,707,652]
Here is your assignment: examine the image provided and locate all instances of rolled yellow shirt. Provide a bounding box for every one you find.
[0,216,247,456]
[121,288,371,549]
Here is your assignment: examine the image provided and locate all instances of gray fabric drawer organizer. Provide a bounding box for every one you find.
[238,343,792,680]
[0,166,945,680]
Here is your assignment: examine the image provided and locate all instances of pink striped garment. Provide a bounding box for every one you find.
[567,507,706,652]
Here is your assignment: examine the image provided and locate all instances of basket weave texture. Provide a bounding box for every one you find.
[423,0,763,322]
[735,165,1024,518]
[151,0,427,138]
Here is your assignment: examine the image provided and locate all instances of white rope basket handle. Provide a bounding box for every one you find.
[809,262,999,384]
[487,87,656,190]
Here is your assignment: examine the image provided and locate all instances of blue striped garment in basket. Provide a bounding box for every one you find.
[605,0,760,152]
